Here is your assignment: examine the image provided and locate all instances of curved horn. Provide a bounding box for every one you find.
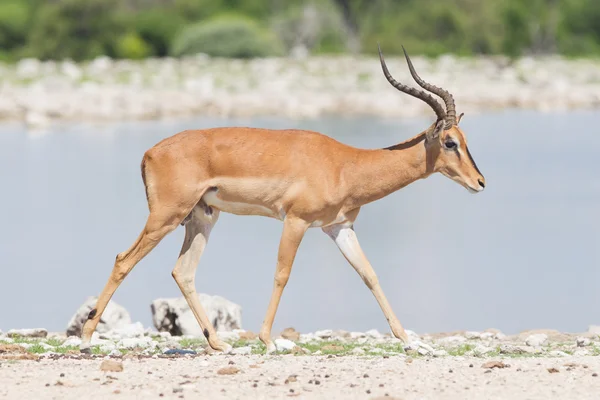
[378,43,446,122]
[401,45,456,127]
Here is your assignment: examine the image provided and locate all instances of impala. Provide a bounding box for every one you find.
[80,45,485,354]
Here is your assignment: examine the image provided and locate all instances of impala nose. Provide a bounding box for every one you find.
[478,179,485,189]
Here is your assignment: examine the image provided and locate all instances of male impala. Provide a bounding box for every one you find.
[80,45,485,354]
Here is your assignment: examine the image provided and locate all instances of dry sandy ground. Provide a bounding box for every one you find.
[1,354,599,400]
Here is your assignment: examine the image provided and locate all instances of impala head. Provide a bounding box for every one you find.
[378,44,486,194]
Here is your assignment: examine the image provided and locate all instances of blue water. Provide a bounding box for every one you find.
[0,110,598,335]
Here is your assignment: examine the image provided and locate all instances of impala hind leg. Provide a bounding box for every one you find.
[171,203,231,352]
[259,217,309,353]
[323,223,409,343]
[80,210,185,352]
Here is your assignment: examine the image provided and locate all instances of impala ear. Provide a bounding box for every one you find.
[457,112,465,124]
[426,119,445,142]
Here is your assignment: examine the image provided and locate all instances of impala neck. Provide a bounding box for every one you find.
[346,129,433,209]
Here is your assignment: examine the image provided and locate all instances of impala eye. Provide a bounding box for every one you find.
[444,140,457,150]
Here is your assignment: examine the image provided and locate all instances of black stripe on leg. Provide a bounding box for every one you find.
[87,308,97,320]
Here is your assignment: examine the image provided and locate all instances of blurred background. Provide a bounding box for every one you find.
[0,0,599,337]
[0,0,600,60]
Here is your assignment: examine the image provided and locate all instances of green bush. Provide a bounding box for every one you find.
[0,0,30,53]
[170,14,283,58]
[115,32,152,59]
[25,0,126,61]
[134,9,186,57]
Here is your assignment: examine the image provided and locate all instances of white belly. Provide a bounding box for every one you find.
[203,190,281,219]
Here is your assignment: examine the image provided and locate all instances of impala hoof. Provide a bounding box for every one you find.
[265,342,277,355]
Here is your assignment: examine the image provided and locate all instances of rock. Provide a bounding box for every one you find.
[351,347,365,355]
[473,344,494,355]
[100,360,123,372]
[577,337,591,347]
[117,337,154,349]
[525,333,548,347]
[62,336,82,347]
[417,347,431,356]
[7,328,47,338]
[404,341,434,355]
[151,294,242,336]
[365,329,382,339]
[101,322,145,340]
[100,343,117,353]
[232,346,252,355]
[482,361,508,369]
[314,330,333,339]
[350,332,366,339]
[432,349,448,357]
[164,349,196,355]
[281,327,300,341]
[465,331,481,339]
[274,338,296,352]
[66,296,131,337]
[217,366,240,375]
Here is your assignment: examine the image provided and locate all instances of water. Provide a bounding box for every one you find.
[0,110,598,335]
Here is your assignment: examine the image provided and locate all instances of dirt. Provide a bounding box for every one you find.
[1,354,599,400]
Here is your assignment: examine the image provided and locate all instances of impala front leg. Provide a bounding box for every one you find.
[259,217,309,354]
[323,223,409,343]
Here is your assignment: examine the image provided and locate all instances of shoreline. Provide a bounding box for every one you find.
[1,54,599,128]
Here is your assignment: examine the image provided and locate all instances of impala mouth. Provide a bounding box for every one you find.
[467,184,484,194]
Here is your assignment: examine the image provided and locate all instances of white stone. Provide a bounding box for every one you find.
[418,347,431,356]
[480,332,494,340]
[100,343,117,353]
[365,329,382,339]
[151,294,242,336]
[117,336,154,349]
[1,337,14,344]
[7,328,48,338]
[314,330,333,339]
[351,347,365,355]
[495,332,507,340]
[525,333,548,347]
[274,338,296,352]
[158,332,171,339]
[62,336,82,347]
[465,331,481,339]
[404,340,434,354]
[433,349,448,357]
[573,349,590,357]
[232,346,252,355]
[473,344,494,355]
[66,296,131,337]
[577,337,591,347]
[350,332,366,339]
[109,349,122,357]
[102,322,145,340]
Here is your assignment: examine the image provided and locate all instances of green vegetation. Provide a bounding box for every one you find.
[0,0,598,61]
